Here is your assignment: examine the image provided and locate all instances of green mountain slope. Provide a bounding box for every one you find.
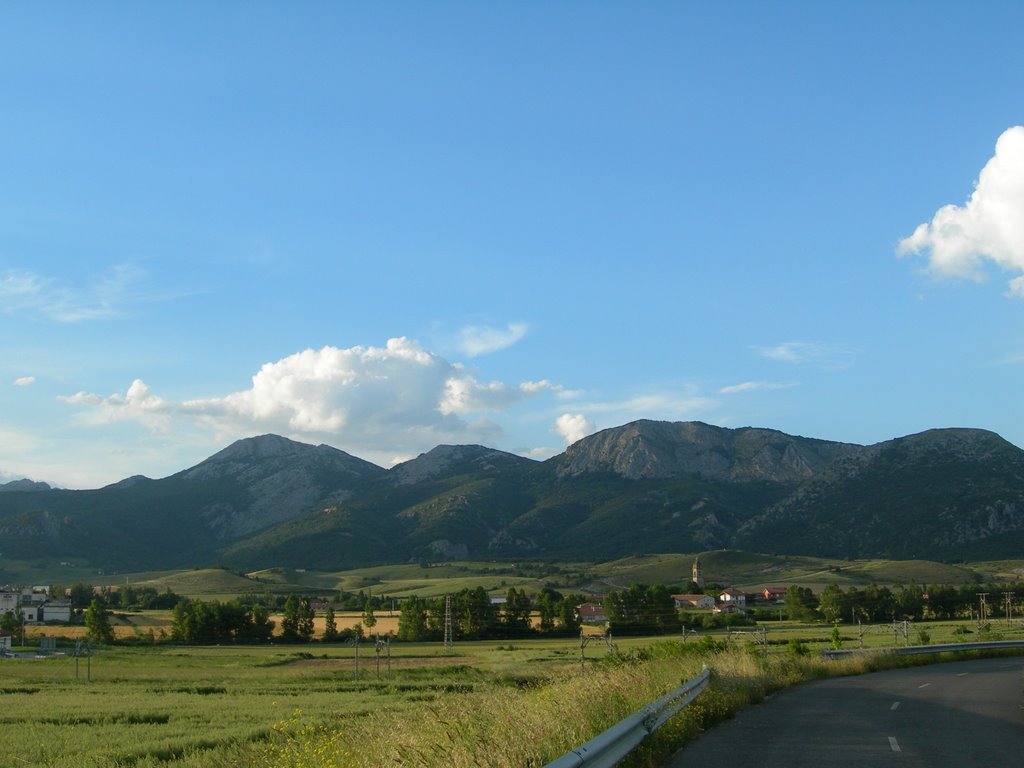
[3,421,1024,570]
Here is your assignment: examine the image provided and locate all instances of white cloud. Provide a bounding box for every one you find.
[898,126,1024,296]
[755,341,856,367]
[0,263,155,322]
[554,413,596,445]
[177,338,555,464]
[13,376,36,387]
[54,338,568,466]
[456,322,528,357]
[59,379,172,430]
[578,390,717,417]
[718,380,797,395]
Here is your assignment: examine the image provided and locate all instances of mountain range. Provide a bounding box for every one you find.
[2,420,1023,571]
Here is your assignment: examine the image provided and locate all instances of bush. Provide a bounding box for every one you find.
[787,639,811,657]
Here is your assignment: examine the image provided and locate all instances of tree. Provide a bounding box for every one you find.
[362,598,377,634]
[605,583,682,635]
[397,596,430,641]
[536,588,562,633]
[502,588,533,637]
[246,604,275,642]
[68,582,94,609]
[818,583,847,623]
[281,595,301,641]
[830,623,843,650]
[171,601,195,642]
[894,582,925,621]
[861,584,895,622]
[559,594,583,633]
[1,609,24,638]
[784,585,818,622]
[322,605,338,642]
[84,599,115,644]
[298,597,315,642]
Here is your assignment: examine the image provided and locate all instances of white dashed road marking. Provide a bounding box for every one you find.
[889,736,901,752]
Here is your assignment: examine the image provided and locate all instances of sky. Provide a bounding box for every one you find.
[2,2,1024,489]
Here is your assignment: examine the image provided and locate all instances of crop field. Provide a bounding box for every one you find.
[3,617,1023,767]
[4,552,1024,766]
[0,638,590,767]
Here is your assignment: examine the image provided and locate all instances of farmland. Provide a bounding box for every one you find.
[4,616,1024,767]
[4,552,1024,766]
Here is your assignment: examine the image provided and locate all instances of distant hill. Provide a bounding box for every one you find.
[2,421,1023,570]
[0,479,53,492]
[733,428,1024,560]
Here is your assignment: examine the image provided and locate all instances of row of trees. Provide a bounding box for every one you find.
[604,583,681,635]
[814,581,1024,623]
[397,587,583,641]
[170,599,275,644]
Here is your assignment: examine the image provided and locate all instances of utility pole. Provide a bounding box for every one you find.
[1002,592,1013,626]
[74,639,92,681]
[578,627,592,672]
[353,635,360,681]
[977,593,989,629]
[443,595,453,652]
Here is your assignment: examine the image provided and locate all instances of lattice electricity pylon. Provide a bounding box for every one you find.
[443,595,453,652]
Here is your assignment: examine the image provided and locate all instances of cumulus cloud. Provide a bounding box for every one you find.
[59,379,172,430]
[456,323,528,357]
[13,376,35,387]
[898,126,1024,296]
[554,413,596,445]
[718,380,797,395]
[175,338,559,463]
[55,338,571,464]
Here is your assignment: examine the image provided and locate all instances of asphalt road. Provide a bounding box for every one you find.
[666,657,1024,767]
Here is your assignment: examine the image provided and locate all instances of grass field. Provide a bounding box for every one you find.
[0,635,617,767]
[8,551,1023,603]
[3,617,1023,767]
[4,551,1024,765]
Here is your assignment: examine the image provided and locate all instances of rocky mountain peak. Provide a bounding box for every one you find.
[203,434,317,462]
[389,444,532,485]
[557,419,860,482]
[182,435,384,483]
[0,478,53,492]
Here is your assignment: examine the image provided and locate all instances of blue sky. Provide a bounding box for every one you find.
[3,2,1024,488]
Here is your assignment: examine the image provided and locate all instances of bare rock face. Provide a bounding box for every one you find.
[557,420,860,483]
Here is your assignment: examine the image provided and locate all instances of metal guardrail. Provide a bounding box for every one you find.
[822,639,1024,659]
[545,666,711,768]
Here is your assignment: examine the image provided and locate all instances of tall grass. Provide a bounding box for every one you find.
[242,641,893,768]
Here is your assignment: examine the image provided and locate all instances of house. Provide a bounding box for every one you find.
[0,587,72,624]
[577,602,606,623]
[0,591,19,614]
[673,594,715,610]
[41,601,72,623]
[762,587,788,603]
[719,588,747,607]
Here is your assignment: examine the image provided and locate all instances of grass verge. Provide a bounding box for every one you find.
[236,642,1024,768]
